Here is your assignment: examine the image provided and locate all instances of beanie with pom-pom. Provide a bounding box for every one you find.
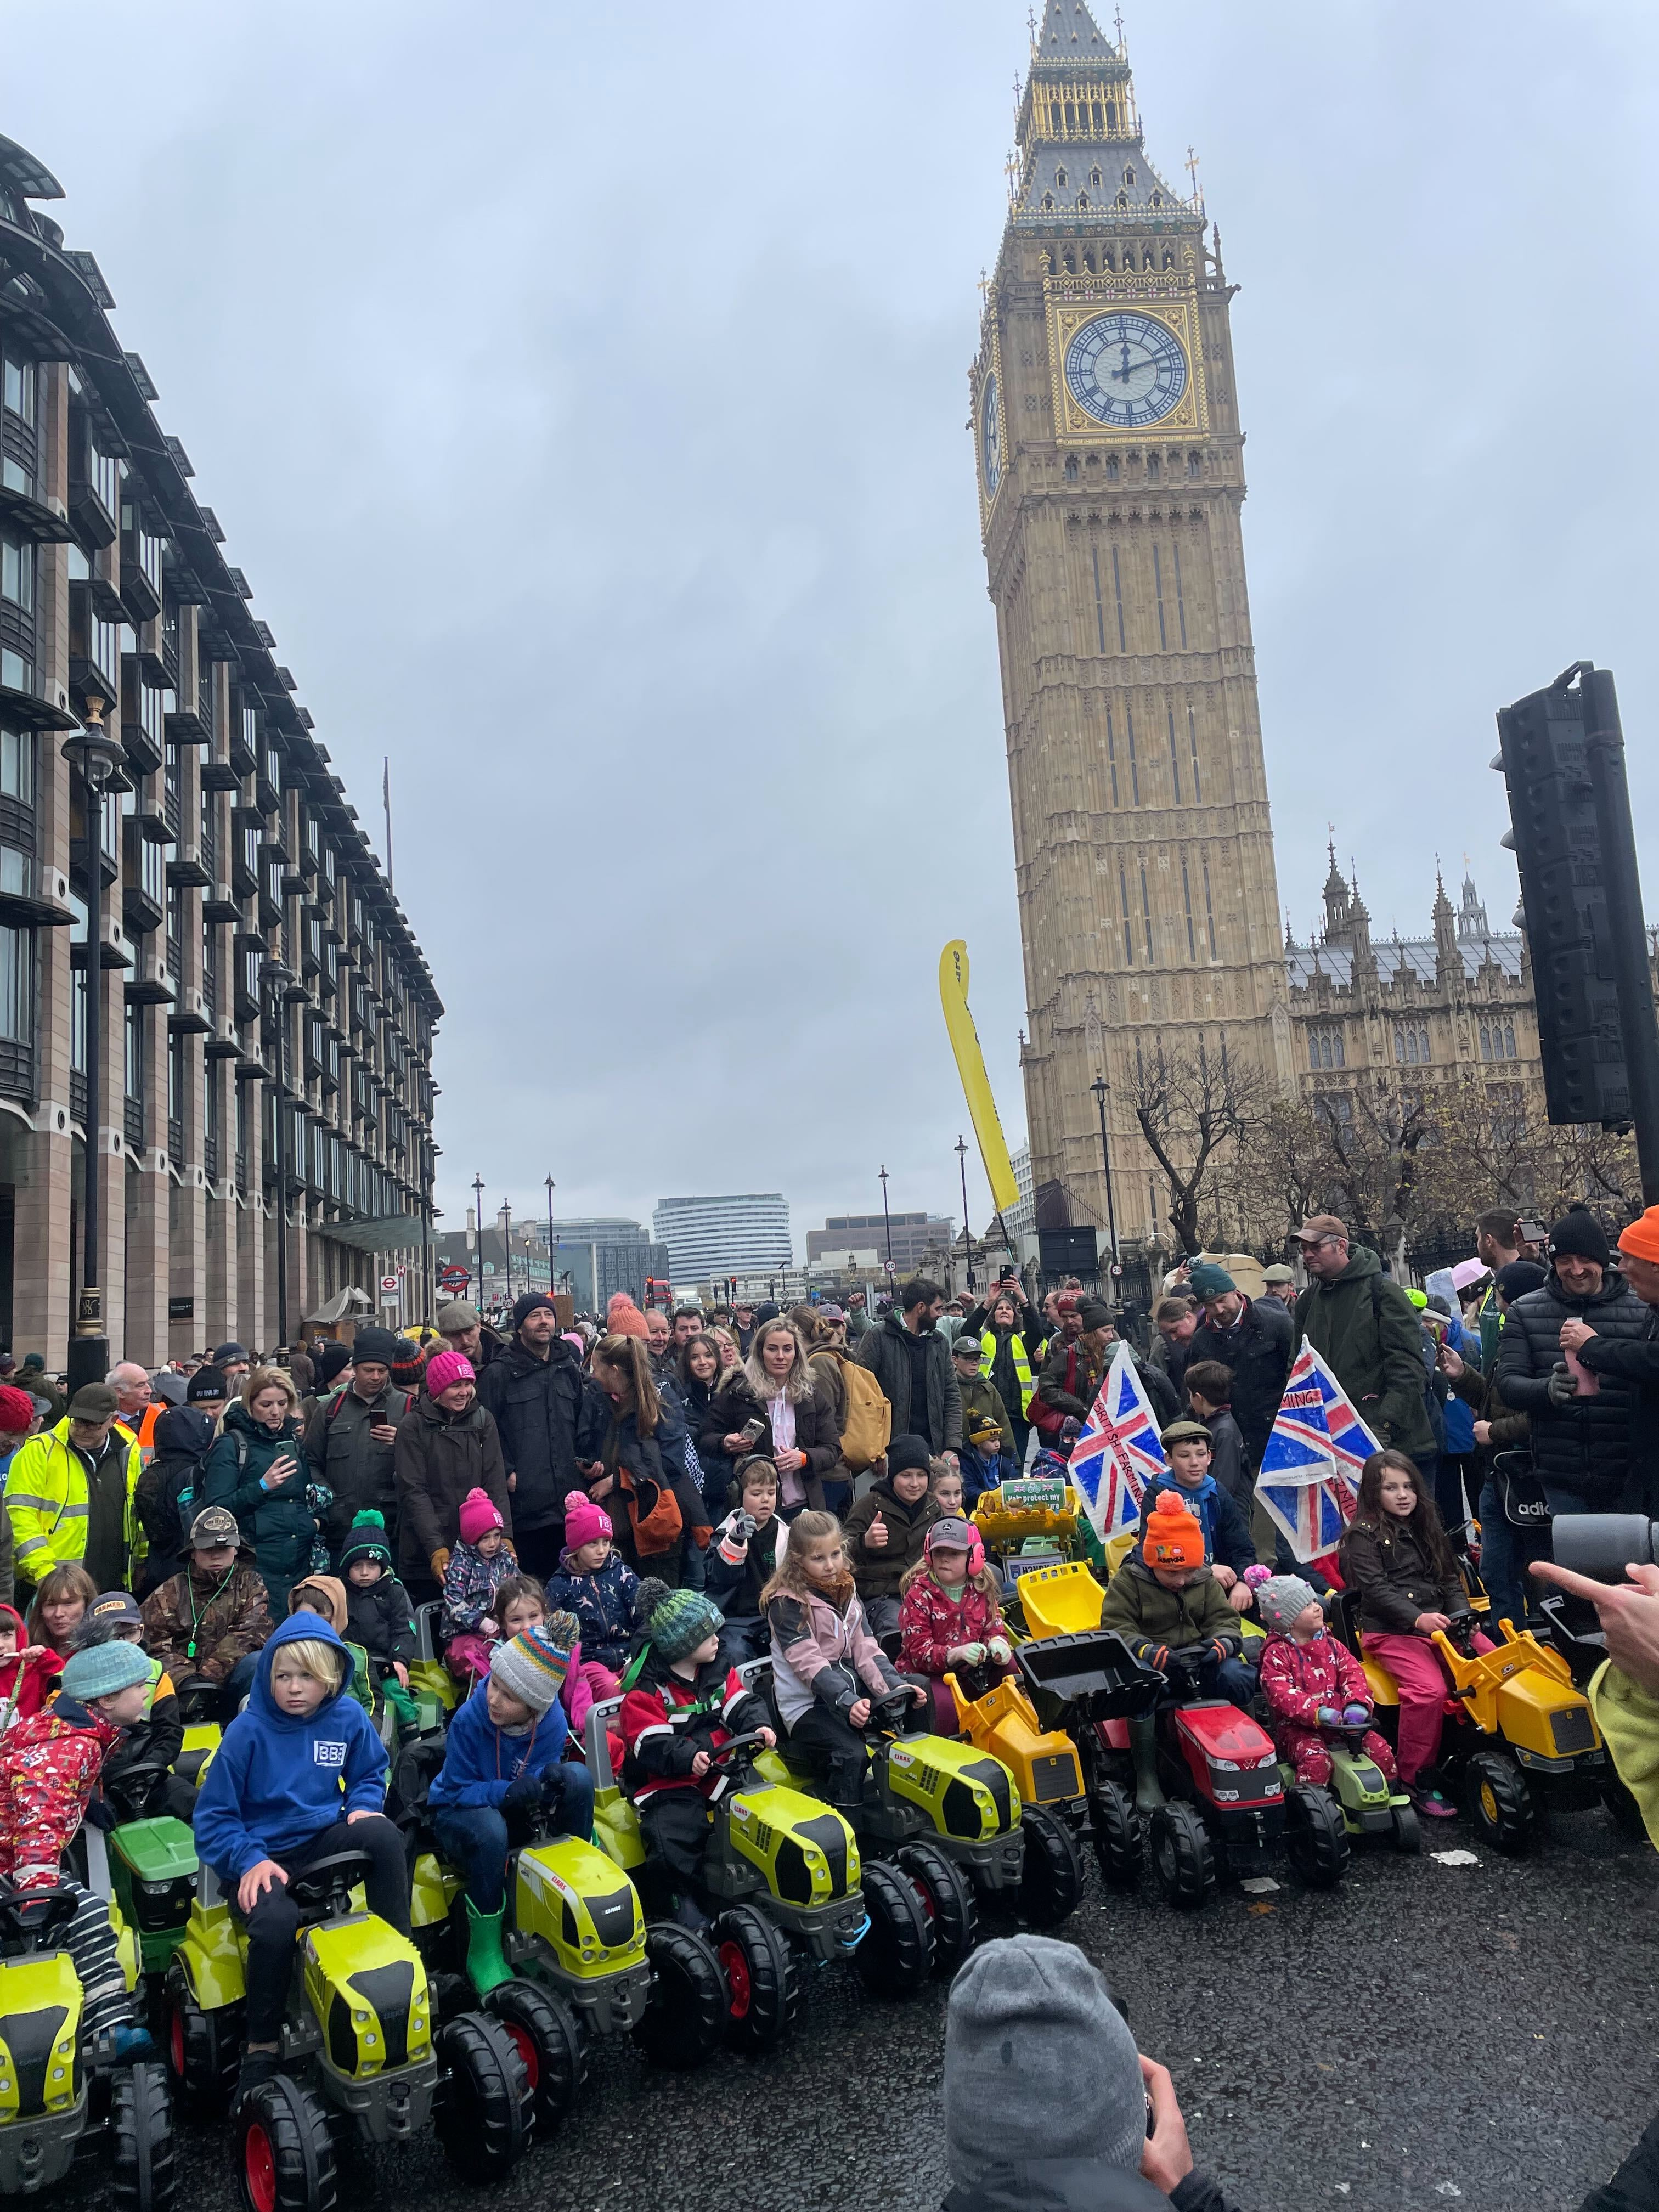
[458,1488,504,1547]
[606,1294,651,1340]
[634,1575,724,1664]
[340,1510,393,1573]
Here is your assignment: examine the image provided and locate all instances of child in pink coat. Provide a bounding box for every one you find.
[897,1517,1017,1733]
[1254,1575,1397,1789]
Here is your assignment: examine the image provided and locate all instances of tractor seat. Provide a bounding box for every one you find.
[284,1849,374,1920]
[388,1737,447,1828]
[0,1881,80,1955]
[1329,1587,1364,1658]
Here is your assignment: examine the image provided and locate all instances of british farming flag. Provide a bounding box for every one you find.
[1256,1345,1380,1563]
[1070,1346,1169,1543]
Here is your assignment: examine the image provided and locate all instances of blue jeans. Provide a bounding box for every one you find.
[432,1764,597,1915]
[1193,1654,1259,1706]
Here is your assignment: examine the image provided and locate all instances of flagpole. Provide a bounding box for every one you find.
[383,755,394,891]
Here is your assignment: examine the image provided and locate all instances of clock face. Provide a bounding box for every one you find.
[980,374,1002,494]
[1063,312,1188,429]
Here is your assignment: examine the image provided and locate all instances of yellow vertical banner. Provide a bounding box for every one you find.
[939,940,1020,1216]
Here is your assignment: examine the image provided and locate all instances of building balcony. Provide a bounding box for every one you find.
[125,948,176,1006]
[166,839,212,889]
[168,985,212,1035]
[0,481,74,546]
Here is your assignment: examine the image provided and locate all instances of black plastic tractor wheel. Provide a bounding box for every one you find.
[435,2011,531,2177]
[896,1839,979,1978]
[236,2075,337,2212]
[111,2060,176,2212]
[1464,1750,1536,1855]
[1390,1802,1423,1854]
[484,1978,584,2133]
[1284,1786,1350,1889]
[1149,1802,1214,1909]
[1603,1770,1649,1839]
[163,1963,241,2117]
[632,1923,727,2071]
[853,1860,934,1997]
[1018,1805,1084,1929]
[1090,1777,1143,1890]
[711,1905,804,2052]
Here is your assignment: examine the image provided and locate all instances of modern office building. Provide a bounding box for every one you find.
[805,1211,957,1277]
[0,133,441,1362]
[653,1194,791,1282]
[544,1218,672,1314]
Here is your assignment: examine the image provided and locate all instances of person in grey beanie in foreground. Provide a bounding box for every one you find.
[941,1934,1244,2212]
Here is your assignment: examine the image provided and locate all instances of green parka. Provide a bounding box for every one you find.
[1293,1246,1435,1459]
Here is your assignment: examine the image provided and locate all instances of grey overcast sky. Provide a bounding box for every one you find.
[6,2,1658,1256]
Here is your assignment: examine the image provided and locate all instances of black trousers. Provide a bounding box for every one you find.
[787,1705,868,1811]
[637,1790,713,1917]
[237,1815,410,2044]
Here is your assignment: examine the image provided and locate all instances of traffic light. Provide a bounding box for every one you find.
[1494,663,1659,1146]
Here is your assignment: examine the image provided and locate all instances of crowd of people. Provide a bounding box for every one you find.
[0,1195,1654,2208]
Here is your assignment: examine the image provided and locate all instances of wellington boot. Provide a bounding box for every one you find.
[464,1897,514,1995]
[1129,1712,1166,1814]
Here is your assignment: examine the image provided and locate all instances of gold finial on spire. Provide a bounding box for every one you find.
[1185,145,1202,204]
[978,267,990,303]
[1027,5,1039,50]
[1114,6,1126,48]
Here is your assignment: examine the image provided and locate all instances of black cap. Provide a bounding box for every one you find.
[187,1365,229,1404]
[349,1327,401,1367]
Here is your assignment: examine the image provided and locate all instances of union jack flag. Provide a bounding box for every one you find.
[1256,1345,1380,1562]
[1070,1345,1169,1542]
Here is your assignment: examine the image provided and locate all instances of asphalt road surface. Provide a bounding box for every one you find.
[151,1801,1656,2212]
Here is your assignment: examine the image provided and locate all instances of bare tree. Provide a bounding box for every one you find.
[1129,1036,1266,1256]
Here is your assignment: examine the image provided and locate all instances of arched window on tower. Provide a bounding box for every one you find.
[1147,454,1160,481]
[1056,167,1068,189]
[1042,192,1055,211]
[1064,455,1079,481]
[1106,101,1118,129]
[1480,1024,1492,1060]
[1116,191,1128,210]
[1063,247,1077,274]
[1187,452,1201,478]
[1151,191,1163,208]
[1124,166,1136,185]
[1505,1023,1516,1058]
[1106,455,1120,480]
[1142,247,1155,270]
[1091,167,1103,188]
[1077,193,1090,210]
[1162,249,1174,269]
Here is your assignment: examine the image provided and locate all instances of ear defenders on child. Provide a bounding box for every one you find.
[926,1515,985,1576]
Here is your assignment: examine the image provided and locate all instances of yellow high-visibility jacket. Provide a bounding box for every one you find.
[3,1419,144,1584]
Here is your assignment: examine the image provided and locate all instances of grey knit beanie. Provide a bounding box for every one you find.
[1254,1575,1323,1635]
[943,1935,1144,2183]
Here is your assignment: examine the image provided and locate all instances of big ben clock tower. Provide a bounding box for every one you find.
[973,1,1290,1248]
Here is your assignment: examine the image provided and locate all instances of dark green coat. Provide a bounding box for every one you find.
[201,1402,321,1615]
[1293,1246,1435,1459]
[1096,1557,1242,1667]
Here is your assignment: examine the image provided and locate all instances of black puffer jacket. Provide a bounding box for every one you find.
[1496,1271,1651,1504]
[476,1332,585,1534]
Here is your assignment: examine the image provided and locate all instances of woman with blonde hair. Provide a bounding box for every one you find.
[201,1366,325,1614]
[700,1318,840,1521]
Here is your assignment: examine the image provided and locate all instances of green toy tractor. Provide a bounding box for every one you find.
[585,1699,887,2055]
[87,1764,200,1988]
[165,1849,531,2212]
[0,1878,174,2209]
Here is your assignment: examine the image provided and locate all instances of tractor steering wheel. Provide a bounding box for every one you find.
[864,1684,922,1732]
[701,1731,769,1778]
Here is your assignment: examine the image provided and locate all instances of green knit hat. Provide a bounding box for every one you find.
[339,1510,393,1573]
[636,1576,725,1666]
[1186,1261,1236,1300]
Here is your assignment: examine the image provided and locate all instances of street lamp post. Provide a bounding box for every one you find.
[264,956,297,1351]
[502,1201,514,1303]
[545,1174,556,1297]
[955,1134,973,1294]
[64,701,126,1393]
[878,1165,894,1296]
[1090,1072,1121,1278]
[471,1172,486,1312]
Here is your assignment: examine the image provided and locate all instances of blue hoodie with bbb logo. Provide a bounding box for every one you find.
[193,1612,388,1880]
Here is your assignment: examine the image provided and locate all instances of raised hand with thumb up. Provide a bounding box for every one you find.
[865,1512,889,1550]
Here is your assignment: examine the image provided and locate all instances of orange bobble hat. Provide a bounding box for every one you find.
[1618,1207,1659,1266]
[606,1293,651,1340]
[1143,1493,1206,1569]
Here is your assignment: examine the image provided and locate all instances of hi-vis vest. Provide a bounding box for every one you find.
[980,1329,1034,1416]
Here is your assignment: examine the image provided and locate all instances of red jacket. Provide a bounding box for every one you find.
[1257,1630,1370,1729]
[0,1603,61,1728]
[619,1651,765,1805]
[898,1574,1004,1679]
[0,1699,121,1887]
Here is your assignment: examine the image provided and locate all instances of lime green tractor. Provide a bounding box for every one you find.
[753,1676,1081,1970]
[390,1736,658,2126]
[0,1879,173,2209]
[585,1700,899,2054]
[164,1849,531,2212]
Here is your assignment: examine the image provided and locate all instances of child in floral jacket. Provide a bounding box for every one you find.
[898,1517,1017,1733]
[541,1494,638,1681]
[442,1489,521,1684]
[1254,1575,1397,1788]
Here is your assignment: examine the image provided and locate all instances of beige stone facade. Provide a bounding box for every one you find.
[972,3,1288,1246]
[0,136,439,1363]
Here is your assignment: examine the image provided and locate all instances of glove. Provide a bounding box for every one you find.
[430,1549,450,1579]
[986,1637,1011,1664]
[960,1643,988,1667]
[1209,1639,1232,1665]
[503,1768,540,1807]
[1147,1644,1170,1673]
[1317,1706,1344,1727]
[84,1797,116,1832]
[1342,1702,1370,1725]
[1547,1363,1577,1407]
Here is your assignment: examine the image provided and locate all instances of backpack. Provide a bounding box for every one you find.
[838,1360,893,1474]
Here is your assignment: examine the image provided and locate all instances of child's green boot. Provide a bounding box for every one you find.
[464,1898,514,1995]
[1128,1712,1166,1813]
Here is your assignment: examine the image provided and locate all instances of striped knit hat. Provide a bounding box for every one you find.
[489,1623,571,1714]
[636,1576,725,1666]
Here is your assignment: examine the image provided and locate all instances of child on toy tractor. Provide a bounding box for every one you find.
[191,1613,410,2103]
[1137,1422,1256,1613]
[1097,1497,1256,1810]
[0,1638,157,2061]
[75,1595,191,1821]
[618,1578,776,1931]
[764,1511,926,1809]
[1255,1575,1396,1790]
[428,1623,596,1994]
[898,1517,1016,1733]
[137,1506,272,1721]
[339,1511,421,1733]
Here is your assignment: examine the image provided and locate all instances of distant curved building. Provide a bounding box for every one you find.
[653,1194,792,1281]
